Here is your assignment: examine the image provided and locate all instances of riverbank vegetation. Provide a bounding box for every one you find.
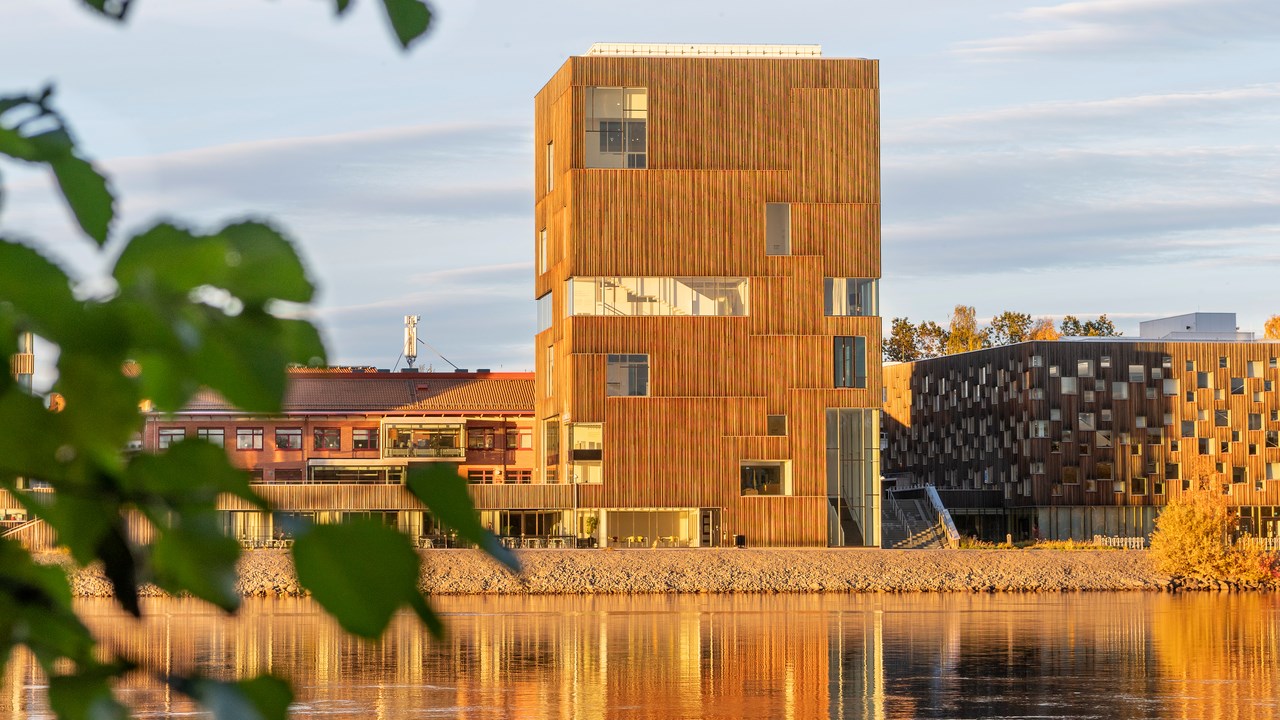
[1149,487,1280,586]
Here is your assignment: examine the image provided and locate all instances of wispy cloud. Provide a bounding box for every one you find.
[956,0,1280,58]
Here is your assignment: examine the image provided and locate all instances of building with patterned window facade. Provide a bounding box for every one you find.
[882,315,1280,541]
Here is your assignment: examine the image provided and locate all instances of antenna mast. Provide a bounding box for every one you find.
[403,315,420,369]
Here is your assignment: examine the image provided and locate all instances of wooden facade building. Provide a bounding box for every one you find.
[883,333,1280,541]
[533,43,883,547]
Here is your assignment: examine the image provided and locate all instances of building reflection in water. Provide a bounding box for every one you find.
[2,593,1277,719]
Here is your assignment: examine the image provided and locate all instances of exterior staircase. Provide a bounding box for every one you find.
[882,487,960,550]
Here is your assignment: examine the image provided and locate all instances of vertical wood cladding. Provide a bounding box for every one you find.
[534,53,881,546]
[884,341,1280,512]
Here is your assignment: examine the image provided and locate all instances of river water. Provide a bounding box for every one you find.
[3,593,1278,719]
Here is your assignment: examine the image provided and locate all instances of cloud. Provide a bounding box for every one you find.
[956,0,1280,58]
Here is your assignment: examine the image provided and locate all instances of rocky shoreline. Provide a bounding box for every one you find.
[46,547,1275,598]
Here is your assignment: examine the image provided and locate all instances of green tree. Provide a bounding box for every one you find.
[1,3,516,719]
[916,320,949,359]
[1060,314,1122,337]
[944,305,986,354]
[882,317,920,362]
[987,311,1032,346]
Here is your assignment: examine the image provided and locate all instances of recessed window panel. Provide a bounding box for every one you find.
[606,354,649,397]
[584,87,647,169]
[568,277,748,317]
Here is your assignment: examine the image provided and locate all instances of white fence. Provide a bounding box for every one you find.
[1093,535,1146,550]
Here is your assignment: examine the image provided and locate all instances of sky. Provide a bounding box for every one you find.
[2,0,1278,376]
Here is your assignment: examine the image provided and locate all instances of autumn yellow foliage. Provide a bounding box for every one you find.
[1149,488,1279,584]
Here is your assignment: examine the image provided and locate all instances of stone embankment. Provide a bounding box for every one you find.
[48,547,1236,598]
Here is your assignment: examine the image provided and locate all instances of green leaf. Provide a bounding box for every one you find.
[194,310,291,413]
[48,670,129,720]
[0,238,81,336]
[95,521,140,617]
[50,154,114,245]
[171,675,292,720]
[380,0,432,49]
[78,0,132,20]
[277,317,327,368]
[126,441,265,511]
[217,221,315,304]
[406,464,519,572]
[151,526,242,612]
[333,0,353,14]
[291,520,423,638]
[112,223,227,297]
[0,126,39,160]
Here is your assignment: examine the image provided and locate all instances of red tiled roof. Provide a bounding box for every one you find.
[402,378,535,412]
[171,371,534,415]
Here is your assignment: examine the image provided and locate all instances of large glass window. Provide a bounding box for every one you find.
[584,87,647,168]
[606,354,649,396]
[568,277,748,317]
[741,461,791,496]
[543,417,560,483]
[569,423,603,484]
[384,423,465,458]
[824,278,879,316]
[834,336,867,389]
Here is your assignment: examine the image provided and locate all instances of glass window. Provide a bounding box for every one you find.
[823,278,879,316]
[834,336,867,389]
[545,141,554,192]
[352,428,377,450]
[384,423,464,458]
[158,428,185,449]
[467,469,496,484]
[536,292,552,334]
[275,427,302,450]
[1249,413,1263,431]
[740,461,791,496]
[467,428,498,450]
[314,427,340,450]
[1219,356,1228,369]
[1060,377,1077,395]
[584,87,646,169]
[1197,372,1212,389]
[568,276,748,317]
[1181,420,1196,437]
[1231,377,1245,394]
[196,427,224,447]
[236,427,264,451]
[1077,360,1094,378]
[1128,365,1144,382]
[606,354,649,396]
[1185,360,1195,371]
[538,229,547,275]
[1112,382,1128,400]
[1215,409,1230,427]
[543,417,560,483]
[1099,356,1111,369]
[765,203,790,256]
[767,415,787,436]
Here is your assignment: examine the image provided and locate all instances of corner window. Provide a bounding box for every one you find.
[765,203,790,256]
[740,460,791,496]
[584,87,646,168]
[568,277,748,317]
[158,428,185,449]
[536,292,553,334]
[834,336,867,389]
[606,354,649,396]
[824,278,879,316]
[275,427,302,450]
[236,427,264,451]
[313,427,340,451]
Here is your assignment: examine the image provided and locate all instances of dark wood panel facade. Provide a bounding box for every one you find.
[534,49,882,547]
[884,341,1280,540]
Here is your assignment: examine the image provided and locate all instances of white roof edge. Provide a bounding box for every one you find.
[585,43,823,58]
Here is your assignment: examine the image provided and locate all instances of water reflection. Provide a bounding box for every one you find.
[3,593,1278,719]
